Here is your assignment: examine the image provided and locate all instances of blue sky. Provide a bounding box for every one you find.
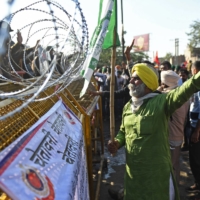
[1,0,200,60]
[81,0,200,59]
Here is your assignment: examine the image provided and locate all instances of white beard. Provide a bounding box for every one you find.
[128,83,146,98]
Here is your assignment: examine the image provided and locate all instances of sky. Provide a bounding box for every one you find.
[1,0,200,61]
[81,0,200,60]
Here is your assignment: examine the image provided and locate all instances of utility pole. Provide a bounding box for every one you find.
[121,0,125,62]
[175,38,179,65]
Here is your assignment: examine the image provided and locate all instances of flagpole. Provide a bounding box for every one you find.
[110,27,117,144]
[121,0,125,62]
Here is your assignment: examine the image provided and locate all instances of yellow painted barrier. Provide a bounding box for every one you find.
[0,77,104,200]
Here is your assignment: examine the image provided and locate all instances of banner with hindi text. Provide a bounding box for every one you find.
[0,100,89,200]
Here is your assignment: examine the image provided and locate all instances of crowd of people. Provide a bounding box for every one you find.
[1,19,200,200]
[93,63,130,121]
[90,40,200,200]
[0,21,41,81]
[0,21,68,82]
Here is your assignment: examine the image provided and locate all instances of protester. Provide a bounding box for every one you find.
[0,21,40,80]
[178,68,189,86]
[88,39,159,107]
[187,60,193,75]
[158,70,190,184]
[88,60,158,106]
[116,70,124,90]
[102,67,111,120]
[160,60,172,71]
[108,62,200,200]
[121,68,129,87]
[177,69,191,151]
[175,65,181,74]
[0,21,19,79]
[186,61,200,199]
[121,61,130,79]
[88,42,134,105]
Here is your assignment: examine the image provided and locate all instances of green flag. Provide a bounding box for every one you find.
[80,0,120,97]
[102,0,120,49]
[89,0,120,50]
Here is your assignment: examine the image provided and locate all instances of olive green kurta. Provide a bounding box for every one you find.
[115,72,200,200]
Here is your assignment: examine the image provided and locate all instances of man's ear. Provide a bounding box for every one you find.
[145,85,152,93]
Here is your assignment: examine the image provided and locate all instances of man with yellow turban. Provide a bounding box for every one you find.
[108,61,200,200]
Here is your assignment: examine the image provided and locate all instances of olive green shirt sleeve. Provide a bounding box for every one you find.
[115,128,125,148]
[165,71,200,116]
[114,103,130,148]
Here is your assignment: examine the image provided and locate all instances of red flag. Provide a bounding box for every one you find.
[154,51,160,65]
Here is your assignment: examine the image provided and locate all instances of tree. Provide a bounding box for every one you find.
[164,52,173,61]
[131,51,149,62]
[98,49,112,68]
[98,47,125,67]
[187,20,200,52]
[98,47,149,68]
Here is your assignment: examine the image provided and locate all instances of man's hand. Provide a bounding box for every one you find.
[34,40,40,49]
[124,39,134,62]
[87,90,103,97]
[191,130,200,143]
[108,140,120,154]
[17,30,23,44]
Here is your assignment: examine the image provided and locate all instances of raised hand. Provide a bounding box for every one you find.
[17,30,23,44]
[124,39,134,61]
[34,40,40,48]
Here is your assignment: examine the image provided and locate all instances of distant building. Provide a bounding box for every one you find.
[158,55,185,66]
[184,47,200,63]
[170,55,185,65]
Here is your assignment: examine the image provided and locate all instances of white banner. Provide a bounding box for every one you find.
[0,100,89,200]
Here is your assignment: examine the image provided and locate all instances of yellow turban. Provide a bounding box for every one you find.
[131,63,159,91]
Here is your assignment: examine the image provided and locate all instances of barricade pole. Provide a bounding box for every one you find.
[82,114,94,199]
